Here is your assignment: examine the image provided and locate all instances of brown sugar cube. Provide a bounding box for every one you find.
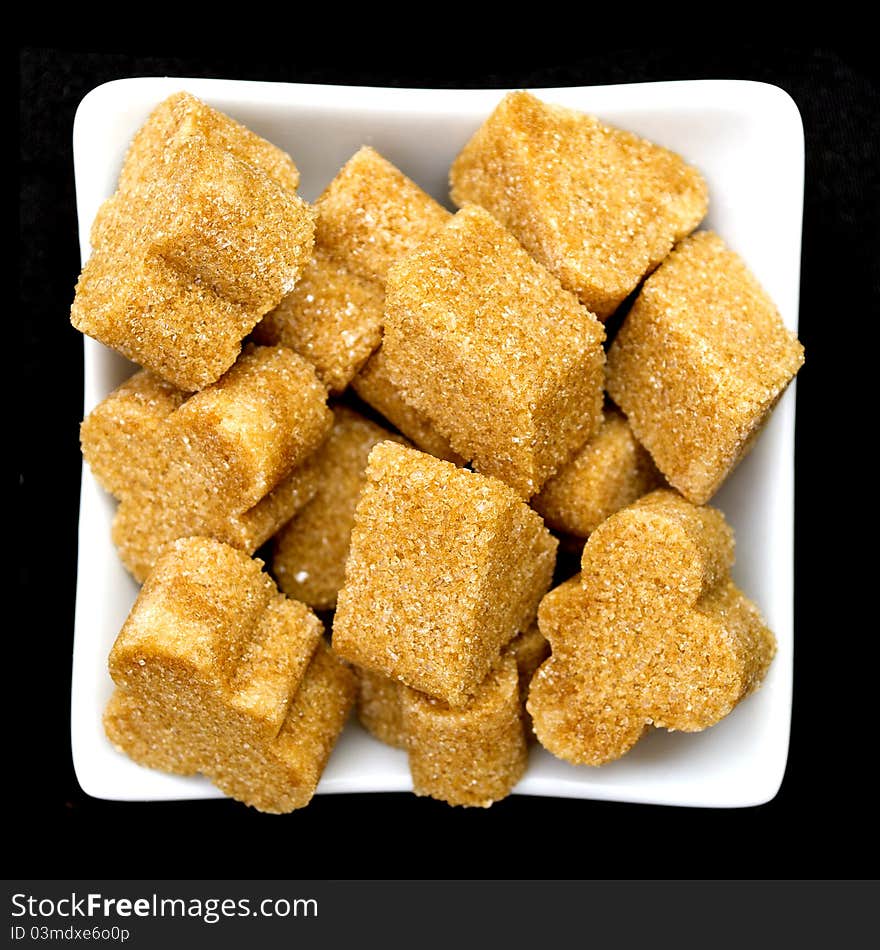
[532,407,663,537]
[75,171,315,392]
[510,622,550,694]
[146,145,313,312]
[90,90,301,250]
[255,148,450,393]
[355,655,528,807]
[112,91,300,202]
[81,345,331,581]
[129,92,299,192]
[450,90,708,320]
[110,458,323,586]
[333,442,557,706]
[72,249,261,393]
[104,537,355,813]
[527,490,776,766]
[78,368,187,496]
[72,93,315,391]
[509,622,550,740]
[93,91,300,250]
[352,347,464,463]
[315,146,451,284]
[383,205,605,497]
[82,344,330,507]
[355,667,408,750]
[401,652,527,808]
[606,231,805,503]
[253,247,385,393]
[355,621,547,749]
[273,407,407,610]
[222,460,322,549]
[170,345,330,509]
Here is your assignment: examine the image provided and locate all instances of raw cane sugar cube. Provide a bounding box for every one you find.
[170,345,330,509]
[110,91,300,202]
[90,90,301,250]
[510,623,550,702]
[332,442,557,706]
[527,490,776,766]
[509,622,550,740]
[143,145,312,312]
[355,655,528,807]
[383,205,606,497]
[401,652,527,807]
[606,231,805,504]
[109,454,323,585]
[74,143,316,390]
[72,93,315,391]
[81,345,331,581]
[273,407,407,611]
[77,177,315,393]
[532,407,663,537]
[104,537,355,813]
[315,146,451,284]
[107,538,323,753]
[72,249,262,393]
[355,667,408,750]
[255,147,450,392]
[355,621,548,750]
[79,368,187,496]
[450,90,708,320]
[352,347,464,463]
[82,344,330,506]
[253,248,385,393]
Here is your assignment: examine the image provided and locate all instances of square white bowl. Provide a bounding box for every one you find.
[71,77,803,808]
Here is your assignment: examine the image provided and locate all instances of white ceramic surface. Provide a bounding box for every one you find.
[71,77,803,808]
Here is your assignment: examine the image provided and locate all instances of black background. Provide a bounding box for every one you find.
[16,46,878,879]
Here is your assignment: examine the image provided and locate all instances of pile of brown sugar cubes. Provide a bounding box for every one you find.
[73,90,803,813]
